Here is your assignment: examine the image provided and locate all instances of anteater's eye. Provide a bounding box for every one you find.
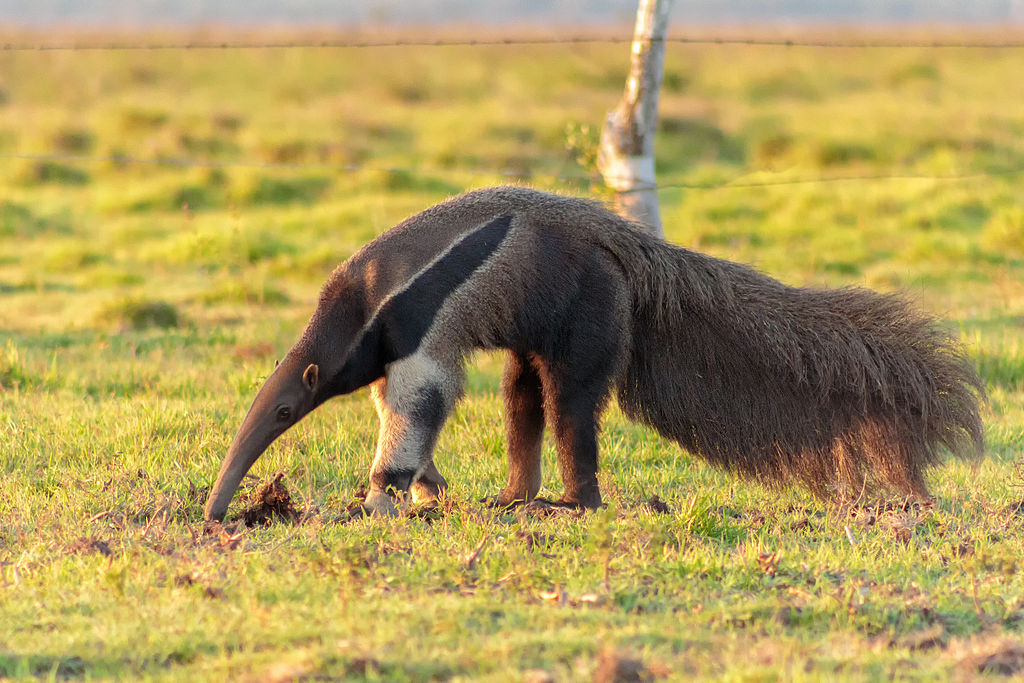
[276,406,292,422]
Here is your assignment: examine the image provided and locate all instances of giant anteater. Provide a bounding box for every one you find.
[205,186,983,520]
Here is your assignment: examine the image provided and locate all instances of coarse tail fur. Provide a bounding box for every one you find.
[204,186,984,522]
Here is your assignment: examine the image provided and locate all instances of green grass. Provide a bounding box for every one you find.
[1,29,1024,681]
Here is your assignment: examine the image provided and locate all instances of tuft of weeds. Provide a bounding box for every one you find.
[42,241,105,271]
[0,201,72,237]
[19,160,91,186]
[52,128,95,154]
[243,174,332,206]
[96,297,183,330]
[197,279,289,306]
[0,339,38,389]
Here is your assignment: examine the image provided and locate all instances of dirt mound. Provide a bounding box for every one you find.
[239,473,300,526]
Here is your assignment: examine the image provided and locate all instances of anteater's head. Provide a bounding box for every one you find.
[203,355,322,522]
[204,275,383,523]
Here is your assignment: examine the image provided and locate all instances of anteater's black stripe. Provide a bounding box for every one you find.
[379,214,513,360]
[330,215,513,394]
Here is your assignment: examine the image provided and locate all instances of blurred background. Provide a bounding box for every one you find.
[0,1,1021,392]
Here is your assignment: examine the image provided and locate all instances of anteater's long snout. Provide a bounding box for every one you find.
[204,420,272,522]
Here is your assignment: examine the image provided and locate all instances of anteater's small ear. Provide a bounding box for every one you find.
[302,363,319,392]
[275,359,280,369]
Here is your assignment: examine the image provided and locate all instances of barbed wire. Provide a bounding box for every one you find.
[3,35,1024,52]
[4,151,1023,193]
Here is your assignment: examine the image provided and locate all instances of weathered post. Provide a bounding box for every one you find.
[598,0,674,236]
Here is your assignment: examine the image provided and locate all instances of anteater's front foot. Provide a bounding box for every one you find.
[555,484,603,511]
[410,462,448,506]
[362,488,405,517]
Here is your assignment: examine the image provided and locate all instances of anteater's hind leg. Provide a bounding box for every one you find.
[534,268,624,510]
[492,352,545,507]
[536,359,613,509]
[364,354,458,515]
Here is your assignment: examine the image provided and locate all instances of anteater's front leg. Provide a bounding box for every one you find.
[365,355,457,515]
[492,352,545,507]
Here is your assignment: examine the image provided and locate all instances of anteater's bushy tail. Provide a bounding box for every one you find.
[601,226,984,499]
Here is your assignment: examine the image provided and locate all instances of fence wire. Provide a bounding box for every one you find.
[3,35,1024,51]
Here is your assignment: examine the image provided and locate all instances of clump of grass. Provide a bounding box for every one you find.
[258,139,314,164]
[243,175,332,206]
[198,280,289,306]
[76,266,144,289]
[19,161,90,186]
[813,140,877,168]
[212,111,244,133]
[976,343,1024,390]
[42,241,105,271]
[746,71,821,103]
[981,206,1024,258]
[118,107,169,132]
[144,227,295,267]
[360,169,462,195]
[886,61,942,87]
[177,132,239,159]
[96,297,182,330]
[42,241,104,270]
[749,133,794,167]
[658,117,746,166]
[52,128,95,154]
[564,121,600,174]
[171,184,224,212]
[0,202,72,237]
[0,340,37,390]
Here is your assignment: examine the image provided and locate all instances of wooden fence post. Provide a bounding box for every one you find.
[598,0,674,237]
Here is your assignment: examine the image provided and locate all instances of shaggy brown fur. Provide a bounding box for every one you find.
[598,219,985,498]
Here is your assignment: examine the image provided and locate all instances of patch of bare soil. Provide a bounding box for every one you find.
[958,643,1024,676]
[67,536,112,557]
[238,473,300,527]
[173,571,226,599]
[593,647,666,683]
[846,498,933,542]
[642,495,671,515]
[847,498,934,524]
[516,530,551,549]
[521,498,587,519]
[337,483,371,521]
[1000,498,1024,517]
[892,625,946,652]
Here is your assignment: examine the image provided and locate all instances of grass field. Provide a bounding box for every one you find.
[1,29,1024,680]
